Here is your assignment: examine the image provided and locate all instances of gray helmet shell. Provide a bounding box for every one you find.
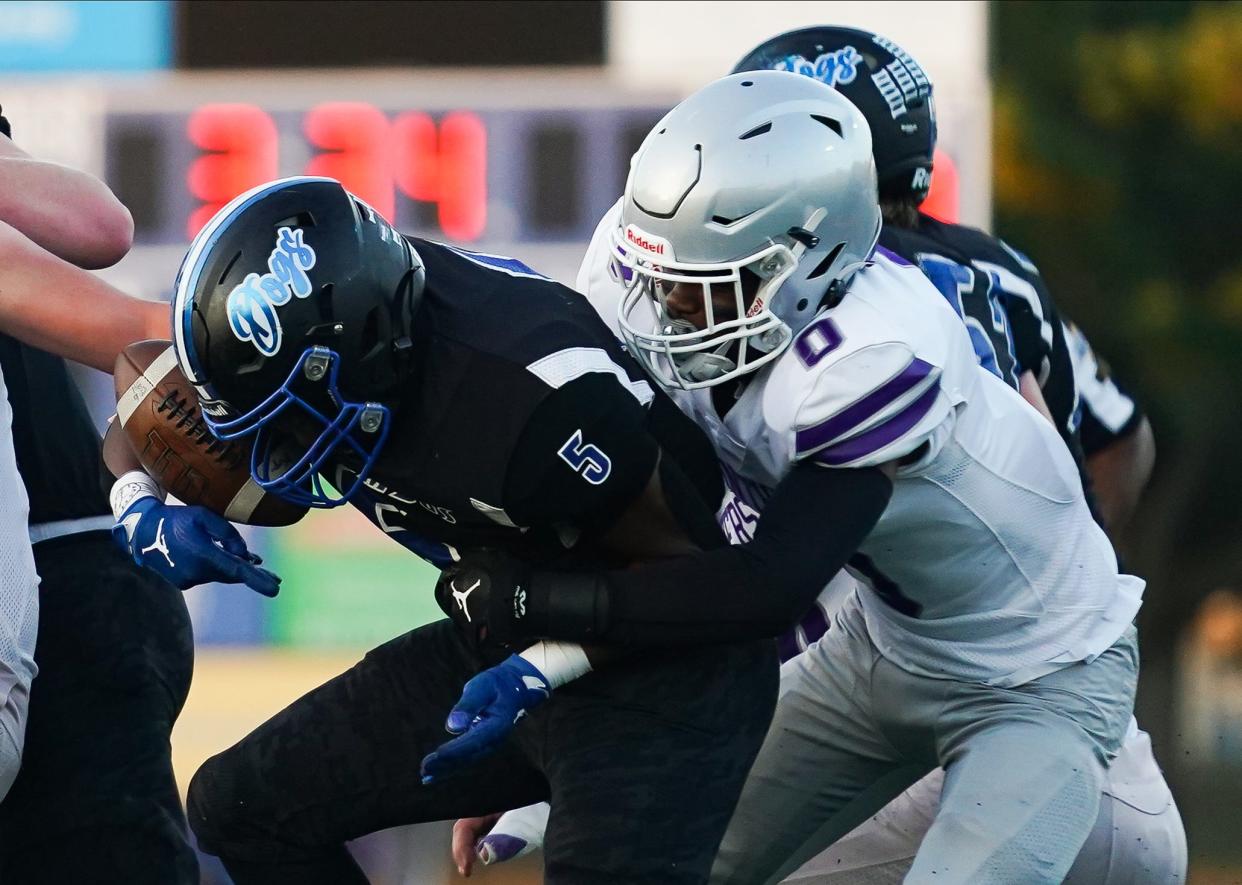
[614,70,881,389]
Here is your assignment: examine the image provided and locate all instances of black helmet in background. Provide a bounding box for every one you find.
[733,26,937,203]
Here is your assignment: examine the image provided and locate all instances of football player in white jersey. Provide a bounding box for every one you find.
[439,71,1143,884]
[461,31,1182,885]
[606,70,1145,885]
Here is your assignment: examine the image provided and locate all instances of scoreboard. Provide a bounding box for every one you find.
[105,101,669,248]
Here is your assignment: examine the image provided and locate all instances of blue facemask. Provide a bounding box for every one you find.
[203,346,392,508]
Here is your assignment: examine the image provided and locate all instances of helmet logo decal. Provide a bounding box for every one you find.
[225,227,318,357]
[623,225,674,260]
[772,46,861,89]
[869,35,931,119]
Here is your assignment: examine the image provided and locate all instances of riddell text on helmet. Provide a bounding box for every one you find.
[624,225,673,258]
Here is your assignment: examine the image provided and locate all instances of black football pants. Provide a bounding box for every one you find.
[0,531,198,884]
[187,619,778,885]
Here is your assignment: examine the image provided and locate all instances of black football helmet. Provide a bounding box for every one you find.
[732,26,937,202]
[171,176,425,508]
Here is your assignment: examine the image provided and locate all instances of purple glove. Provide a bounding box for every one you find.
[477,802,549,865]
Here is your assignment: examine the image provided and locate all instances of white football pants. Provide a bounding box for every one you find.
[710,593,1139,885]
[783,720,1185,885]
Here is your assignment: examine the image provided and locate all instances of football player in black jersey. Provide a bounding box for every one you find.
[0,106,197,883]
[112,176,777,885]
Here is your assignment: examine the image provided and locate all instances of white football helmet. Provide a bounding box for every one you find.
[613,70,881,389]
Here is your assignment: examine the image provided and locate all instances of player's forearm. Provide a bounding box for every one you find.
[1087,415,1155,536]
[0,149,133,269]
[520,464,892,646]
[0,221,168,372]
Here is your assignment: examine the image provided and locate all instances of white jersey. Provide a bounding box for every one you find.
[579,203,1143,686]
[0,363,39,794]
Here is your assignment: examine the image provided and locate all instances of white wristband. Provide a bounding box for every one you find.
[109,470,166,520]
[519,641,592,689]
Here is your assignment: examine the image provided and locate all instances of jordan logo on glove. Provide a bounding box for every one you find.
[140,517,176,567]
[452,578,482,622]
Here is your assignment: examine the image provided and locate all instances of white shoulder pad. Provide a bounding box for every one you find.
[764,251,977,469]
[575,199,628,338]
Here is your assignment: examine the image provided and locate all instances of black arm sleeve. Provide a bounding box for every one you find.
[523,462,893,646]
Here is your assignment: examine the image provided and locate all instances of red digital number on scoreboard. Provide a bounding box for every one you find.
[391,111,487,242]
[186,104,278,239]
[186,103,487,241]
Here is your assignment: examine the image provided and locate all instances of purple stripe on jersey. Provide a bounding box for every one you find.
[795,358,934,456]
[813,382,940,466]
[872,244,914,267]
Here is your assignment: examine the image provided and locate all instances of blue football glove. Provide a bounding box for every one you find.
[420,654,550,784]
[112,495,281,597]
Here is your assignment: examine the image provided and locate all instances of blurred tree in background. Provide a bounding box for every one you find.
[993,0,1242,860]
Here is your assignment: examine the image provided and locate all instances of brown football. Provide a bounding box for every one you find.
[113,339,308,527]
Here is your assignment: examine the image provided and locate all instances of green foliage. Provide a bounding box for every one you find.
[995,1,1242,365]
[990,0,1242,691]
[993,2,1242,636]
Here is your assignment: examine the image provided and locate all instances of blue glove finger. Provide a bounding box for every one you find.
[420,714,512,784]
[446,674,497,735]
[237,562,282,598]
[191,507,252,559]
[201,543,282,597]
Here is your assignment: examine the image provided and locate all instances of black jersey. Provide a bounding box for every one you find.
[0,335,110,525]
[336,239,721,568]
[879,213,1080,456]
[1062,320,1146,457]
